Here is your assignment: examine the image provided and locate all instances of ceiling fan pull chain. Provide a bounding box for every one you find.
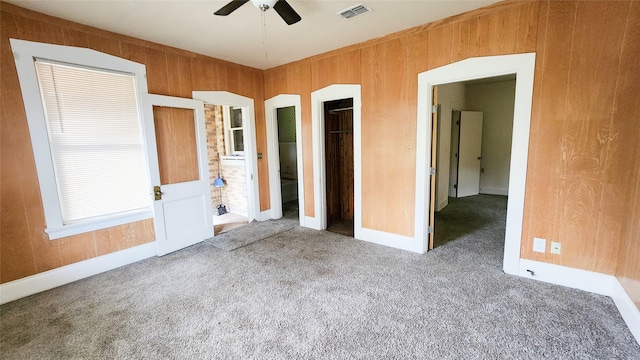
[262,10,268,60]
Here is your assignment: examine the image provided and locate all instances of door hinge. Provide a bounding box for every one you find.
[429,167,436,176]
[427,226,434,234]
[432,105,437,114]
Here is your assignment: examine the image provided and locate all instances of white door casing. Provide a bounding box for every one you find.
[265,95,304,224]
[192,91,260,222]
[415,53,536,274]
[142,94,214,256]
[310,85,362,236]
[457,111,483,197]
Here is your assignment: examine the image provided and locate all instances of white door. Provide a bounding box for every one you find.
[142,94,214,256]
[457,111,483,197]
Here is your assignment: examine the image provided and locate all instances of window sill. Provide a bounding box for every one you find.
[46,209,153,240]
[221,155,245,166]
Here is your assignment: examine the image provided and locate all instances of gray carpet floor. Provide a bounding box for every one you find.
[1,195,639,359]
[207,217,298,251]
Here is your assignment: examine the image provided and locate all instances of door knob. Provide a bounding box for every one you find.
[154,185,163,200]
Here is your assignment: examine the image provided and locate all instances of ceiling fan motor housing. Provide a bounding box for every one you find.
[251,0,277,11]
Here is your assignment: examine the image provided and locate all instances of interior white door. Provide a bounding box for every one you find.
[457,111,483,197]
[142,94,214,256]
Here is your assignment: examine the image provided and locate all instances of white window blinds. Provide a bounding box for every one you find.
[35,60,150,224]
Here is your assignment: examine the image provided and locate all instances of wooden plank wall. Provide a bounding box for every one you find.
[0,2,268,283]
[522,0,636,276]
[613,1,640,308]
[264,1,537,237]
[263,0,639,306]
[2,0,638,307]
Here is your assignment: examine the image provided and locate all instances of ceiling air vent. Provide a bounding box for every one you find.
[337,3,373,19]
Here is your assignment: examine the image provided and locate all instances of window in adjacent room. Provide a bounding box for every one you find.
[223,106,245,157]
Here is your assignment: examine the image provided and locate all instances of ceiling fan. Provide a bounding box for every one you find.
[214,0,302,25]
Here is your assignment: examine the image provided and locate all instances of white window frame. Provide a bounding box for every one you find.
[10,39,153,240]
[222,105,245,158]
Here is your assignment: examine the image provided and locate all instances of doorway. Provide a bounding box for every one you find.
[265,94,304,224]
[415,53,536,275]
[433,77,516,249]
[324,98,354,236]
[192,91,261,235]
[203,104,249,234]
[276,106,300,220]
[310,84,362,237]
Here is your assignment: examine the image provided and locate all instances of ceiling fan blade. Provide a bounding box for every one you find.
[273,0,301,25]
[214,0,249,16]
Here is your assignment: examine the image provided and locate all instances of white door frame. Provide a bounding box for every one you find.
[310,84,362,238]
[192,91,260,222]
[264,94,304,224]
[415,53,536,275]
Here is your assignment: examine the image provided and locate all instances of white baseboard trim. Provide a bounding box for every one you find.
[356,227,423,253]
[480,187,509,196]
[0,242,157,305]
[611,280,640,344]
[518,259,639,345]
[518,259,614,296]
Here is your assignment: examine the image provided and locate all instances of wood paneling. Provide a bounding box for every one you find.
[0,2,267,284]
[521,0,578,264]
[361,38,416,236]
[264,1,539,238]
[311,49,360,91]
[153,106,199,185]
[614,0,640,308]
[263,0,638,288]
[264,61,314,217]
[522,0,632,274]
[4,0,639,306]
[618,171,640,308]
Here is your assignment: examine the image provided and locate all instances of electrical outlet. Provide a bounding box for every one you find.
[533,237,546,253]
[550,242,561,255]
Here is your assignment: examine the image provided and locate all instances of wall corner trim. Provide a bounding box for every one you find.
[0,242,157,305]
[518,259,640,345]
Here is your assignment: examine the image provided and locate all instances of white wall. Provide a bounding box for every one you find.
[465,80,516,196]
[436,82,466,211]
[277,106,298,180]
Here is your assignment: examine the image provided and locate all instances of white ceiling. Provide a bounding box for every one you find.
[6,0,500,69]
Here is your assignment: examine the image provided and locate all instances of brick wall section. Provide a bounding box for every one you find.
[205,104,223,207]
[221,161,248,216]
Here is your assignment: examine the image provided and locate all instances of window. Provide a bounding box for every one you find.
[11,39,152,240]
[223,106,245,157]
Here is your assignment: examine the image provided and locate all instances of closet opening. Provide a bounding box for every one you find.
[324,98,354,237]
